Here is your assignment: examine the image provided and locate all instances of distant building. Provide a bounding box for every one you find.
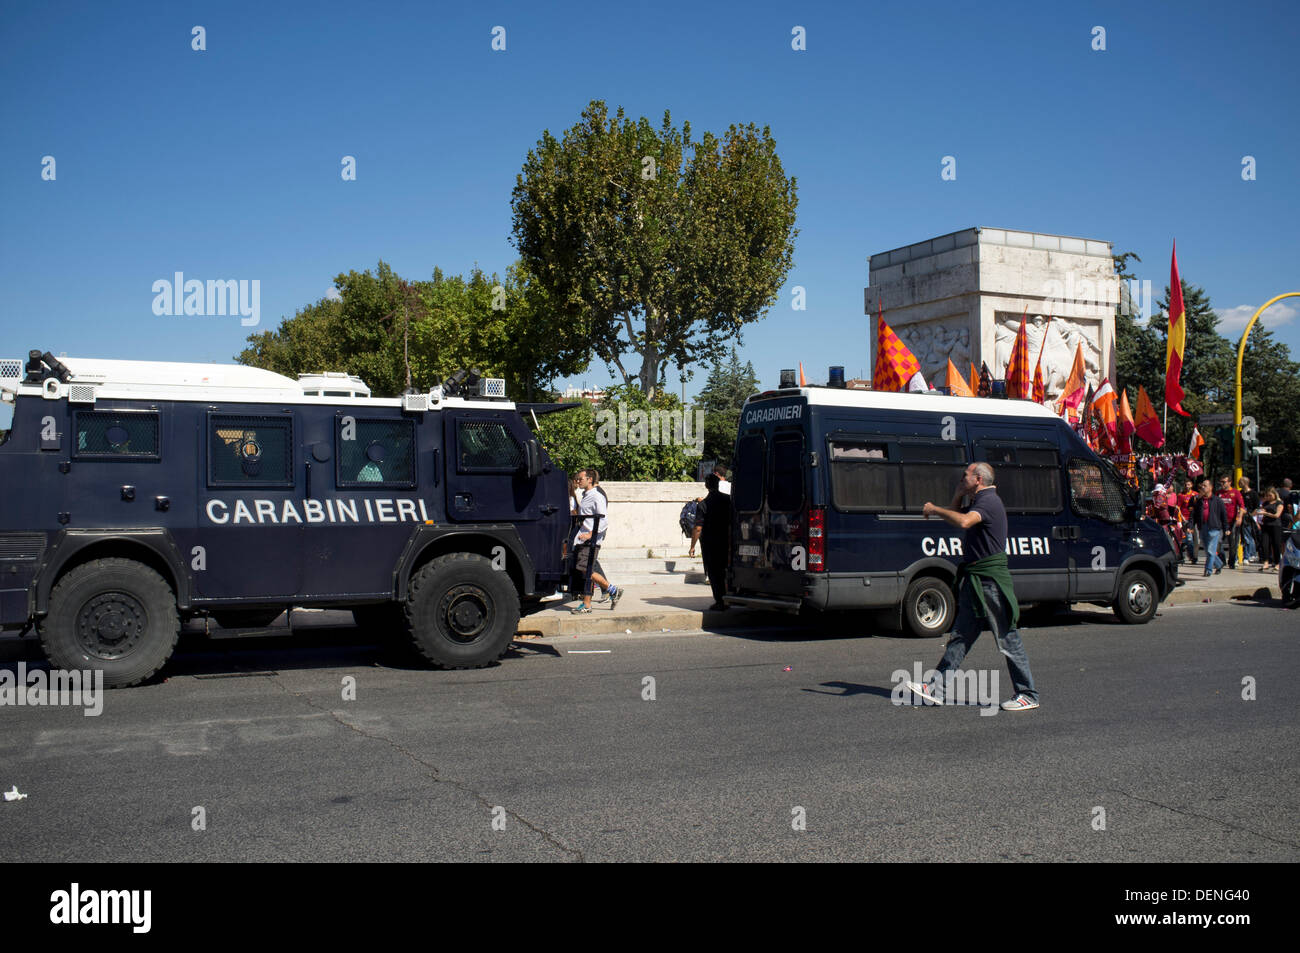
[562,386,607,403]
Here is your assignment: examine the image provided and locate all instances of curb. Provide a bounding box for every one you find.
[1164,584,1279,607]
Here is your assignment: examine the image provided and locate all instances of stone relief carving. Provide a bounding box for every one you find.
[993,313,1101,397]
[896,317,971,379]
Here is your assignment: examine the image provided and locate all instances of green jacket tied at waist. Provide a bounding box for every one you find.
[955,552,1019,631]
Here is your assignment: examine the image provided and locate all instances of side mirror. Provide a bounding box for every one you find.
[524,439,544,479]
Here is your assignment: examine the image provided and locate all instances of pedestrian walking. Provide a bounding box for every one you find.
[689,473,731,611]
[570,468,622,614]
[1191,478,1228,575]
[906,462,1040,712]
[1238,476,1260,563]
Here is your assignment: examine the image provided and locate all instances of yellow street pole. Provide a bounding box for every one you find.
[1234,292,1300,485]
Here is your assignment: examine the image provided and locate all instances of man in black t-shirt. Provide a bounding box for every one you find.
[906,462,1040,712]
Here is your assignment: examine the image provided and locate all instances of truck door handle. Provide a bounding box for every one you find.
[540,504,558,515]
[1052,526,1080,540]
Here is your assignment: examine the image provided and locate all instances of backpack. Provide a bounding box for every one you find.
[679,500,699,538]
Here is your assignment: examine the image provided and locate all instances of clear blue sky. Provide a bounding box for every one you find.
[2,0,1298,408]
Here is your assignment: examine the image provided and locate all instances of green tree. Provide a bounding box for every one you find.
[239,261,590,399]
[511,100,798,399]
[530,399,605,479]
[695,347,759,465]
[1238,321,1300,486]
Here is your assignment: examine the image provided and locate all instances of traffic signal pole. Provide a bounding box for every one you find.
[1234,292,1300,486]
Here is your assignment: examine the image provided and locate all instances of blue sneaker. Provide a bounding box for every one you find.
[608,585,623,610]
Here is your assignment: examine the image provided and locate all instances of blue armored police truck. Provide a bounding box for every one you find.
[0,351,572,687]
[725,371,1179,636]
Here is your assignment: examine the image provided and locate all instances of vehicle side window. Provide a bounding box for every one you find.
[1068,458,1127,523]
[337,418,416,488]
[209,415,293,487]
[732,433,766,513]
[74,411,160,459]
[899,441,967,513]
[768,433,804,512]
[978,442,1062,514]
[830,439,903,512]
[458,419,523,472]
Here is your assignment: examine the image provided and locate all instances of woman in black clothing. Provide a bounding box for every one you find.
[1257,487,1285,571]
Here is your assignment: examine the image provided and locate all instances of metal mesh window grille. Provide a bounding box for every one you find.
[74,411,159,457]
[1068,459,1127,523]
[338,418,416,487]
[209,415,293,485]
[458,420,522,470]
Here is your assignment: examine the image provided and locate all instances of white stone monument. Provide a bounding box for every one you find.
[864,227,1118,400]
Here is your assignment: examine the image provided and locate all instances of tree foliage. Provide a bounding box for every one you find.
[237,260,590,399]
[510,100,798,400]
[695,347,759,466]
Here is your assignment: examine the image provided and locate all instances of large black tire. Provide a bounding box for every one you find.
[40,558,179,688]
[403,553,519,668]
[1112,569,1158,624]
[902,575,955,638]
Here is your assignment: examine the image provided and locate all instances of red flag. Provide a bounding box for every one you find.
[1166,242,1191,416]
[1134,385,1165,448]
[1005,309,1030,399]
[873,301,921,393]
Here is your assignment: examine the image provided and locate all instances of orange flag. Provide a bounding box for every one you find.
[946,359,974,397]
[1005,309,1030,399]
[1117,389,1136,453]
[873,302,921,393]
[1134,385,1164,448]
[1189,425,1205,460]
[1093,379,1118,437]
[1031,316,1051,403]
[1166,241,1190,416]
[969,362,979,395]
[798,362,807,386]
[1055,342,1087,416]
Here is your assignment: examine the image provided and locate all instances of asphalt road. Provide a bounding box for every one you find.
[2,601,1297,862]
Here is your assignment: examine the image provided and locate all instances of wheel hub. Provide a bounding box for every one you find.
[440,585,492,642]
[917,590,947,628]
[1128,582,1152,615]
[76,592,147,659]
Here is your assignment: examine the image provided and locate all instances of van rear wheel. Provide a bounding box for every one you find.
[40,558,179,688]
[903,576,955,638]
[404,553,519,668]
[1113,569,1158,624]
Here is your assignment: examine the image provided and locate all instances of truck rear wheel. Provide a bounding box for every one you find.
[40,558,179,688]
[902,575,955,638]
[1113,569,1158,624]
[403,553,519,668]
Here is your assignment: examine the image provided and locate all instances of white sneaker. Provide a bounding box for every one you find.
[1000,694,1040,711]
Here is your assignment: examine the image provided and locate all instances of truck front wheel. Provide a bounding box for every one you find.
[404,553,519,668]
[1113,569,1158,624]
[40,558,180,688]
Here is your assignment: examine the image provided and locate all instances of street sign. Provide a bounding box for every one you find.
[1198,413,1234,426]
[1254,446,1272,455]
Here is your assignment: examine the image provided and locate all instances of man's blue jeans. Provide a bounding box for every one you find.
[933,577,1038,703]
[1201,527,1223,575]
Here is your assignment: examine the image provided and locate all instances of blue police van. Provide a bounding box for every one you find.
[725,371,1179,636]
[0,351,573,687]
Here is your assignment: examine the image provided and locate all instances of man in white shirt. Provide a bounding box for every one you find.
[572,468,622,613]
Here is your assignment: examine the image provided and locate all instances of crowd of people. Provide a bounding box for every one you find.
[1147,472,1300,607]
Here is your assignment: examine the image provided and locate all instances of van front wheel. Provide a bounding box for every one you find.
[1113,569,1158,624]
[903,576,955,638]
